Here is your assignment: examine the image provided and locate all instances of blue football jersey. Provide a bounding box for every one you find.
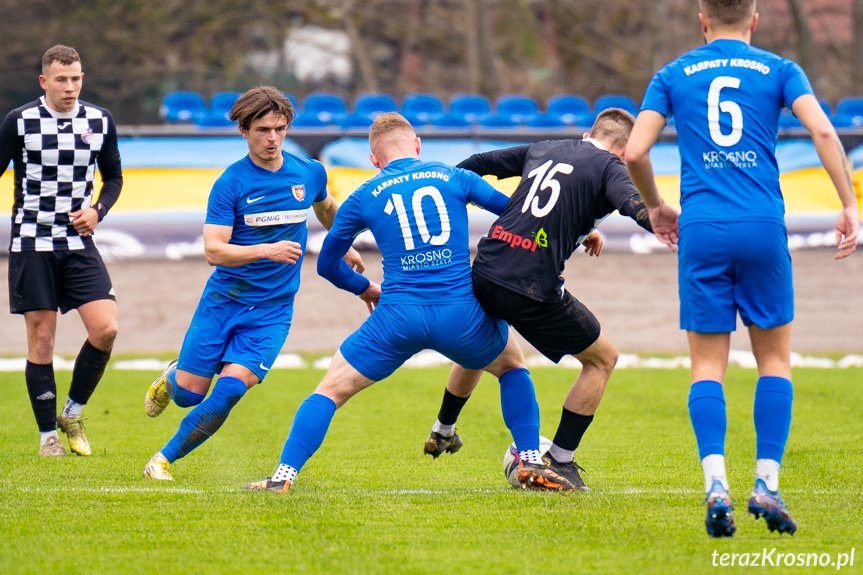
[329,157,500,305]
[204,151,327,306]
[640,39,813,228]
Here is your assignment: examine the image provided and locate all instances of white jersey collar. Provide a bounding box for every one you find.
[584,137,608,151]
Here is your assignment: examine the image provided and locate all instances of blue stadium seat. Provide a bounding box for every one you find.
[594,94,639,116]
[430,113,473,130]
[547,94,593,126]
[524,114,567,129]
[160,91,207,123]
[284,93,301,114]
[337,112,374,130]
[495,94,539,123]
[818,97,833,118]
[290,113,332,128]
[303,93,347,123]
[478,113,520,129]
[401,93,445,125]
[193,92,242,127]
[354,93,398,118]
[834,97,863,127]
[449,94,491,123]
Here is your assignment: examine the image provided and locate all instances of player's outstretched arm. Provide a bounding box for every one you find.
[317,232,372,297]
[625,110,679,251]
[313,193,366,272]
[203,223,302,267]
[793,94,859,259]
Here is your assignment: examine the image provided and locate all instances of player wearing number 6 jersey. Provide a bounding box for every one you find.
[625,0,859,537]
[245,112,574,493]
[423,108,655,491]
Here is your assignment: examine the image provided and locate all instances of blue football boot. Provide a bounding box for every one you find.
[705,479,736,537]
[748,478,797,535]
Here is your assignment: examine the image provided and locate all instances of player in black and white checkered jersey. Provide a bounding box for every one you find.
[0,45,122,457]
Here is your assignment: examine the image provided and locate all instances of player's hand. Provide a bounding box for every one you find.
[359,281,381,314]
[582,230,603,257]
[648,201,679,252]
[344,247,366,273]
[834,206,860,260]
[69,207,99,237]
[265,240,303,264]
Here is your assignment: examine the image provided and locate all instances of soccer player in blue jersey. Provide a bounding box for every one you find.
[625,0,859,537]
[245,112,574,493]
[141,86,364,481]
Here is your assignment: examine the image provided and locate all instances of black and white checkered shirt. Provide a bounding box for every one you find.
[0,97,122,252]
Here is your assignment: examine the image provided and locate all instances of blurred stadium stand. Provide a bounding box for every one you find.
[160,91,208,123]
[302,92,348,123]
[547,94,593,126]
[495,94,539,123]
[594,94,639,116]
[401,93,445,126]
[449,94,492,123]
[353,93,398,118]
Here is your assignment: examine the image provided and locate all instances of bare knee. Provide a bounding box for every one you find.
[578,335,618,377]
[89,320,118,352]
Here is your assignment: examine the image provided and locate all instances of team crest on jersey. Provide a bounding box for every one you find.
[291,184,306,201]
[81,129,94,144]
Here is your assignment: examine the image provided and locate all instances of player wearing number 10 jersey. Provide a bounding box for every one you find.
[245,112,574,493]
[625,0,858,537]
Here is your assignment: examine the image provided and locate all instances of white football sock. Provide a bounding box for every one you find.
[547,444,574,463]
[271,463,298,484]
[62,398,84,418]
[40,430,60,446]
[702,453,729,492]
[431,420,455,437]
[519,449,542,464]
[755,458,780,491]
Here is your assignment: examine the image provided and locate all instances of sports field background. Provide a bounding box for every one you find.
[1,365,861,574]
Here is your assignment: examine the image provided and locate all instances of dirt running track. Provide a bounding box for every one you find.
[1,249,861,356]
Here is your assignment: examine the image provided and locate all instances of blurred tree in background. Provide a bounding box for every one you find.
[0,0,857,124]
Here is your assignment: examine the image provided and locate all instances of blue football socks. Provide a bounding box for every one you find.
[161,376,247,463]
[688,380,727,460]
[165,367,206,408]
[753,376,793,462]
[279,393,337,471]
[498,368,540,452]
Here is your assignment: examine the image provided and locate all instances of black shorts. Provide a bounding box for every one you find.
[8,246,115,314]
[472,272,601,363]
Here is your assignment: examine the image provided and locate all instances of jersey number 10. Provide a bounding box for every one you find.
[384,186,451,250]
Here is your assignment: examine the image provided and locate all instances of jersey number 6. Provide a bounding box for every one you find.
[707,76,743,147]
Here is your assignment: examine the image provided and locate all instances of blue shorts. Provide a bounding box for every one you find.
[340,301,509,382]
[678,221,793,332]
[178,289,292,382]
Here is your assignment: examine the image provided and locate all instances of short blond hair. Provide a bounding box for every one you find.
[589,108,635,151]
[369,112,416,153]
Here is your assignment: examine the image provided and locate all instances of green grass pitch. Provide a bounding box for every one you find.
[1,362,860,574]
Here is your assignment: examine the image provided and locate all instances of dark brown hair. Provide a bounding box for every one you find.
[699,0,756,29]
[42,45,80,73]
[229,86,295,131]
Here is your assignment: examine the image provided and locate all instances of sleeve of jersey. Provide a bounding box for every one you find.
[781,60,815,108]
[459,169,509,215]
[206,173,238,226]
[312,160,329,202]
[639,70,672,116]
[317,233,370,295]
[605,160,653,233]
[456,146,528,179]
[0,111,21,179]
[94,113,123,221]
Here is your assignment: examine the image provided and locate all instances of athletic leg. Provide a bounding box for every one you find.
[246,351,375,492]
[423,365,480,458]
[688,330,736,537]
[747,322,797,534]
[23,310,66,455]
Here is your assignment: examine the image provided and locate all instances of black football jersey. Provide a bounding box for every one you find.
[460,138,641,302]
